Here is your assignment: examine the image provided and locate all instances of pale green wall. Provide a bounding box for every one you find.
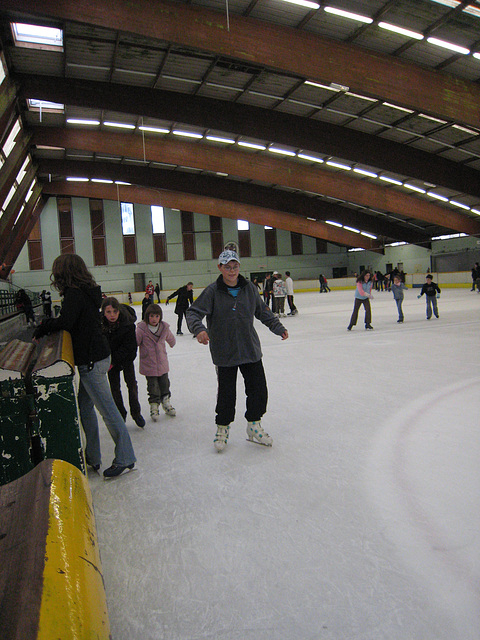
[11,196,479,294]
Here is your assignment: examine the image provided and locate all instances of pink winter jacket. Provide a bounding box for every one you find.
[136,320,176,377]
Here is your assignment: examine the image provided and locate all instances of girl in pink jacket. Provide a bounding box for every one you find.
[136,304,176,421]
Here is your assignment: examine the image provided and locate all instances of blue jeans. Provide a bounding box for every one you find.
[426,296,439,319]
[77,356,136,467]
[395,298,404,320]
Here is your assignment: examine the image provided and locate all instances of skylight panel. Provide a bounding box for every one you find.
[28,99,64,112]
[12,23,63,48]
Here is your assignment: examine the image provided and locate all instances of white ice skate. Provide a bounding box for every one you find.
[162,397,176,417]
[214,424,230,452]
[150,402,159,421]
[246,421,273,446]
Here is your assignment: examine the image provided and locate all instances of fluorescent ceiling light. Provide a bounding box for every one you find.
[206,135,236,144]
[326,161,351,170]
[345,92,377,102]
[115,181,131,185]
[361,231,377,239]
[344,226,360,233]
[12,23,63,47]
[205,82,241,92]
[297,153,324,163]
[305,80,339,92]
[429,0,459,7]
[238,141,267,150]
[67,118,100,126]
[264,226,273,230]
[325,220,342,227]
[139,125,170,134]
[268,147,296,157]
[378,22,424,40]
[419,113,447,124]
[353,168,378,178]
[427,192,449,202]
[248,91,283,100]
[427,37,470,55]
[471,208,480,216]
[104,121,135,129]
[66,177,88,182]
[324,6,373,24]
[162,75,201,85]
[382,102,414,113]
[379,175,403,186]
[452,125,478,136]
[306,217,316,221]
[386,241,407,247]
[91,179,113,184]
[280,0,320,8]
[449,200,471,210]
[432,233,467,240]
[473,53,480,60]
[348,247,365,252]
[172,130,203,139]
[404,184,426,193]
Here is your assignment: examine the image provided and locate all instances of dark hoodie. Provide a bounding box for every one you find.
[33,285,110,366]
[102,304,137,369]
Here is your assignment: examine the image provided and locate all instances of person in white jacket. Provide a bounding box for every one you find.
[285,271,298,316]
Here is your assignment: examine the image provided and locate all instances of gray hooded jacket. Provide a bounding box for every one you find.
[186,274,286,367]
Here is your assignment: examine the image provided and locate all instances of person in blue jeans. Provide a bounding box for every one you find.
[417,274,441,320]
[33,253,136,478]
[391,274,408,323]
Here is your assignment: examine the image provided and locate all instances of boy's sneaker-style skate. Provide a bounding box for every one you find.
[150,402,160,421]
[214,424,230,452]
[246,421,273,446]
[162,397,176,416]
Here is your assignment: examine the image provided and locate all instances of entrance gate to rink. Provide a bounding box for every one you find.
[0,331,84,487]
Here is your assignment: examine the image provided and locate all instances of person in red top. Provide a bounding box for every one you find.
[145,280,155,303]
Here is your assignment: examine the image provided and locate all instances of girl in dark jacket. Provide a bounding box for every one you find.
[33,254,136,478]
[101,297,145,428]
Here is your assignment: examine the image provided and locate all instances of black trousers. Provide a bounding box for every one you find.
[176,310,187,333]
[349,298,371,326]
[108,361,142,420]
[215,360,268,425]
[287,295,296,312]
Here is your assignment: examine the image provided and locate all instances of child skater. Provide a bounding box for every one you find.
[417,274,441,319]
[186,249,288,452]
[136,303,176,421]
[272,272,288,317]
[101,297,145,428]
[32,254,136,478]
[391,274,408,323]
[347,270,374,330]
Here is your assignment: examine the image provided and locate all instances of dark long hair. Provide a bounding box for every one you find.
[356,270,372,283]
[50,254,97,293]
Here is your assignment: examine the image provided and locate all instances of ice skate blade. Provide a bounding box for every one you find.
[246,438,272,447]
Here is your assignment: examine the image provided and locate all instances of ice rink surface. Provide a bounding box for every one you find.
[89,286,480,640]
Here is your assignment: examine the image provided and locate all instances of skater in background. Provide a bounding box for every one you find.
[128,292,133,304]
[263,273,273,308]
[285,271,298,316]
[136,303,176,421]
[347,270,374,331]
[417,274,441,319]
[186,250,288,452]
[155,283,161,303]
[391,275,408,323]
[141,294,150,320]
[273,272,287,317]
[40,289,52,318]
[33,253,136,478]
[145,280,155,304]
[471,263,479,291]
[15,289,36,326]
[101,297,145,428]
[166,282,193,335]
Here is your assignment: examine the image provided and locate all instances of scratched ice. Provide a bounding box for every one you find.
[87,289,480,640]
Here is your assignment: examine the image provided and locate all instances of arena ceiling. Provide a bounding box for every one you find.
[1,0,480,269]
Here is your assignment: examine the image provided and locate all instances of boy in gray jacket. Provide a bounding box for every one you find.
[186,250,288,452]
